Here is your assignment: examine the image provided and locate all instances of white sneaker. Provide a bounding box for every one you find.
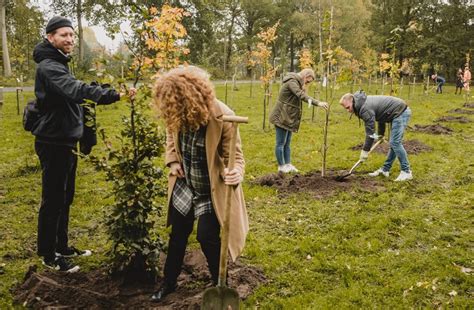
[368,168,389,177]
[395,170,413,182]
[285,164,299,173]
[278,165,290,173]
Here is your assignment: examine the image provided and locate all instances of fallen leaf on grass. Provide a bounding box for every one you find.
[403,286,413,297]
[388,248,400,255]
[416,281,429,288]
[461,266,473,274]
[448,290,457,297]
[452,263,473,274]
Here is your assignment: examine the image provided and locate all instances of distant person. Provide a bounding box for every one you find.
[339,91,413,182]
[464,66,471,93]
[150,67,248,302]
[431,74,445,94]
[455,68,464,95]
[269,68,328,173]
[33,17,136,272]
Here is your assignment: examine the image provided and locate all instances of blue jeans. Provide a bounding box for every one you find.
[275,126,292,166]
[382,107,411,173]
[436,81,444,93]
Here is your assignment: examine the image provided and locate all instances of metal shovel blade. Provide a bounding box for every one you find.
[335,160,362,182]
[201,286,240,310]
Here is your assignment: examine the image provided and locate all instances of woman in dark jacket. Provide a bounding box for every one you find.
[269,69,328,173]
[455,68,464,95]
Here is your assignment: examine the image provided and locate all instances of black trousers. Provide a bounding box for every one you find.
[164,206,221,286]
[35,142,77,259]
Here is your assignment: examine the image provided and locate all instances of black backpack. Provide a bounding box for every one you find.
[23,99,41,132]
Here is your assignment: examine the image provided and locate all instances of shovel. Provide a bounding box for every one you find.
[201,115,248,310]
[335,138,384,181]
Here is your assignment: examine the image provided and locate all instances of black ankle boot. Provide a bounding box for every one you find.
[150,283,176,302]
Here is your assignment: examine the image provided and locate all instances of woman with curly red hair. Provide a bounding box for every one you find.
[151,66,249,302]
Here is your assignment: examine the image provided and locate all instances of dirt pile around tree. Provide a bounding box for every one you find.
[13,250,266,309]
[448,108,474,115]
[436,115,471,123]
[463,103,474,108]
[254,170,385,198]
[350,139,432,154]
[411,124,453,135]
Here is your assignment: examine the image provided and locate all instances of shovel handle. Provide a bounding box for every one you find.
[222,115,248,123]
[368,138,384,154]
[347,138,385,175]
[218,116,246,287]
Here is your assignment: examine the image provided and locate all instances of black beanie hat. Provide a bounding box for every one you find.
[46,16,73,34]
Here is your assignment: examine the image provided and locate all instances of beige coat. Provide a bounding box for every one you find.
[165,99,249,261]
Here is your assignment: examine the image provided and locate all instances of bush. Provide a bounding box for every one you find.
[88,86,166,280]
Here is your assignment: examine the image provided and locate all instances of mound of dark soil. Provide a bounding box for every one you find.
[448,108,474,115]
[254,170,384,198]
[463,103,474,109]
[436,115,471,123]
[350,139,432,154]
[411,124,453,135]
[13,250,265,309]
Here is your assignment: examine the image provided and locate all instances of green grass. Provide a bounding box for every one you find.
[0,83,473,308]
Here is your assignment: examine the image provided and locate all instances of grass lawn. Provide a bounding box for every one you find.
[0,82,473,308]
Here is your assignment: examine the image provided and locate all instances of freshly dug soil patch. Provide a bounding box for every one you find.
[411,124,453,135]
[13,250,265,309]
[463,103,474,108]
[350,139,432,154]
[448,108,474,115]
[254,170,384,198]
[436,115,471,123]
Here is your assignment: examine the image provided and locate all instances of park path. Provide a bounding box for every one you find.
[0,80,256,93]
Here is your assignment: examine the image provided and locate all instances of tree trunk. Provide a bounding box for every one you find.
[326,4,333,87]
[0,0,12,77]
[76,0,84,63]
[289,32,294,72]
[225,3,239,79]
[318,0,323,65]
[245,20,254,78]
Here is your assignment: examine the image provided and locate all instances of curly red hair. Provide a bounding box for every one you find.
[153,66,215,133]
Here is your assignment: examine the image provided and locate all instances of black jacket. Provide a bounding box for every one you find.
[353,91,407,151]
[32,39,120,146]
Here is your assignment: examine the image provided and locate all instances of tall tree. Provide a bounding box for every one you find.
[7,0,44,78]
[237,0,277,76]
[0,0,11,77]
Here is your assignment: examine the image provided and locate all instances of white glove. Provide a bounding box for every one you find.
[318,101,329,110]
[369,133,382,141]
[360,150,369,162]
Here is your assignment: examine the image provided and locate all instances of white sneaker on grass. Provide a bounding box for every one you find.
[278,165,290,173]
[395,170,413,182]
[285,164,299,173]
[368,168,389,177]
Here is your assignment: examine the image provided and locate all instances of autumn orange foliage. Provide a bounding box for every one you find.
[299,48,313,70]
[136,4,190,77]
[250,22,280,87]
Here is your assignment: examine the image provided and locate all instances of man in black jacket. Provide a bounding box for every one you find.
[33,16,136,272]
[339,91,413,182]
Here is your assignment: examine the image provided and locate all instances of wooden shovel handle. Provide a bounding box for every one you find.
[218,116,247,287]
[222,115,248,123]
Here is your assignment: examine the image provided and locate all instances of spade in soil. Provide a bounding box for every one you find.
[336,138,384,182]
[202,115,247,310]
